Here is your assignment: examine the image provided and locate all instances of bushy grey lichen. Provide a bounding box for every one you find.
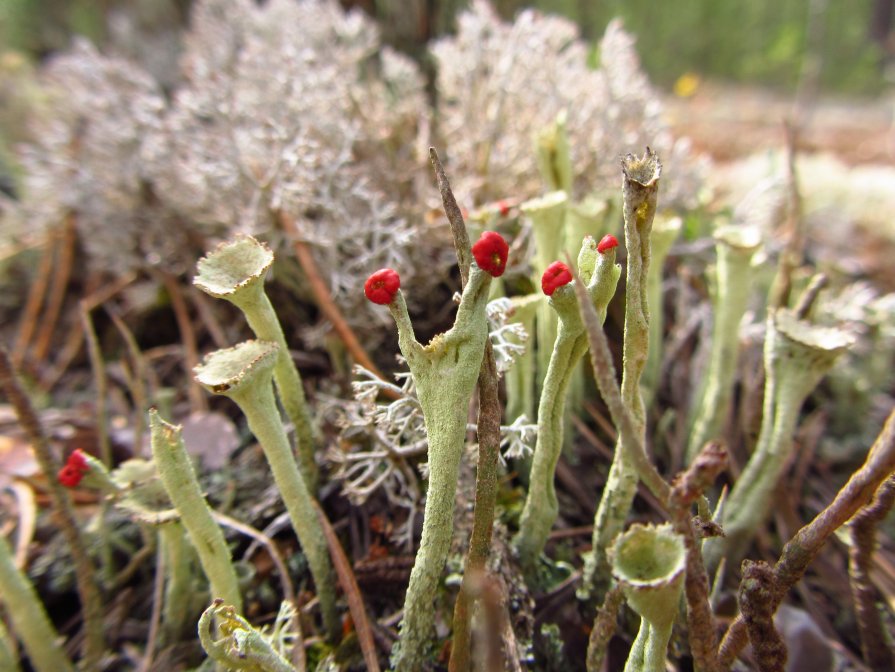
[431,2,705,209]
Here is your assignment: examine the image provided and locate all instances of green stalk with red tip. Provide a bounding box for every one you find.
[366,231,508,672]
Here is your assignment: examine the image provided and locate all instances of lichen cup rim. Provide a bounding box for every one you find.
[714,224,762,251]
[774,309,855,352]
[194,235,274,299]
[610,522,686,588]
[194,340,279,396]
[521,189,568,212]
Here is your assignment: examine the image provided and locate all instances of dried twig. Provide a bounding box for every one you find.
[739,561,787,672]
[33,215,77,364]
[848,474,895,671]
[793,273,828,320]
[79,304,111,467]
[12,232,54,367]
[719,409,895,669]
[0,347,105,669]
[585,585,624,672]
[314,502,379,672]
[670,442,727,672]
[278,210,389,385]
[156,270,206,413]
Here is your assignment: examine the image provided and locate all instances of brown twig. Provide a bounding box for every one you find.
[156,270,207,413]
[33,214,77,364]
[12,231,55,367]
[106,308,150,454]
[79,303,111,467]
[848,474,895,671]
[427,148,503,672]
[769,121,804,310]
[719,409,895,669]
[585,585,624,672]
[670,441,728,672]
[739,561,787,672]
[793,272,828,320]
[314,502,379,672]
[278,210,390,386]
[0,347,105,669]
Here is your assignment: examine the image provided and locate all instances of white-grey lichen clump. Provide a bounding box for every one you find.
[432,1,705,208]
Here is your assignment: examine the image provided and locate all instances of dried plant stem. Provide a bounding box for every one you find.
[33,214,76,364]
[0,347,105,670]
[739,561,787,672]
[280,210,388,382]
[848,474,895,671]
[314,501,377,672]
[12,231,54,367]
[157,270,207,413]
[719,409,895,669]
[585,585,624,672]
[586,150,662,600]
[106,308,150,453]
[670,442,727,672]
[80,304,111,467]
[793,272,828,320]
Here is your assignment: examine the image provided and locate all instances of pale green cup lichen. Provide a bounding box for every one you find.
[686,224,761,463]
[515,236,621,576]
[705,309,853,570]
[193,339,338,640]
[378,263,495,672]
[611,523,686,672]
[194,235,318,491]
[150,409,242,613]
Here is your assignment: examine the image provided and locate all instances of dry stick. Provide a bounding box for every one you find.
[585,585,624,672]
[157,271,207,413]
[138,541,166,672]
[12,230,55,367]
[41,272,136,391]
[570,263,671,506]
[769,121,804,311]
[848,474,895,671]
[279,210,389,384]
[314,502,378,672]
[0,347,105,670]
[718,409,895,669]
[739,561,787,672]
[79,304,112,467]
[106,308,150,454]
[670,442,727,672]
[793,272,828,320]
[33,214,77,364]
[430,148,503,672]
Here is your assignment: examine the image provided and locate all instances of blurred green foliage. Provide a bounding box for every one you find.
[513,0,887,94]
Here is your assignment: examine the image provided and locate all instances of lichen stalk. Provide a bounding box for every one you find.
[387,265,494,671]
[706,310,852,569]
[198,599,293,672]
[686,225,760,462]
[516,240,620,575]
[150,410,242,613]
[522,190,569,390]
[194,236,318,490]
[611,524,686,672]
[586,149,662,600]
[642,215,682,406]
[0,533,74,672]
[739,561,787,672]
[194,341,338,640]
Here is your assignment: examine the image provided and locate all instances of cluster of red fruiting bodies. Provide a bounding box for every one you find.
[364,231,618,305]
[58,449,89,487]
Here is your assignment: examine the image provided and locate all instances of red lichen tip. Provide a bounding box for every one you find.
[597,234,619,254]
[472,231,509,277]
[364,268,401,305]
[542,261,573,296]
[58,449,89,488]
[497,200,511,217]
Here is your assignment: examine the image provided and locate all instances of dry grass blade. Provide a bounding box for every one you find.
[314,502,381,672]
